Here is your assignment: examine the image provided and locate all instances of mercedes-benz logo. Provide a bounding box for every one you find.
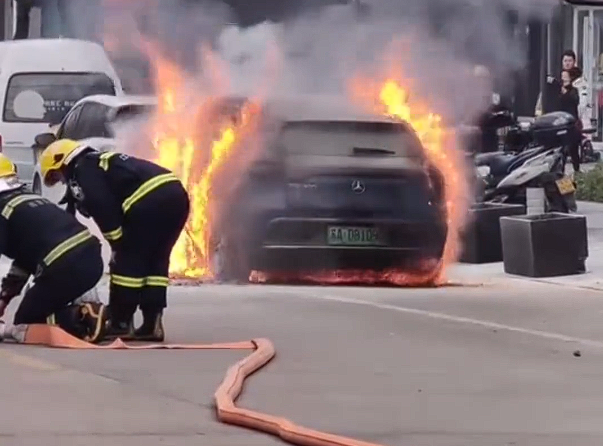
[351,180,365,194]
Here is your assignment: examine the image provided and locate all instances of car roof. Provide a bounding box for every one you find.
[72,94,158,109]
[217,94,408,126]
[270,96,401,123]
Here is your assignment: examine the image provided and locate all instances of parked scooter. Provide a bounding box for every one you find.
[482,145,577,213]
[475,111,579,213]
[475,143,546,194]
[474,118,544,194]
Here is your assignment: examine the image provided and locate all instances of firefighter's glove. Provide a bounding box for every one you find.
[0,266,29,303]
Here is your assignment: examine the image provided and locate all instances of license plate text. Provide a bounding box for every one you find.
[327,226,381,246]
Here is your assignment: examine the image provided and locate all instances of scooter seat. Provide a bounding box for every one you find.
[476,145,546,177]
[476,151,517,176]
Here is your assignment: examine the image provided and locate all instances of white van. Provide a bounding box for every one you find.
[0,38,123,184]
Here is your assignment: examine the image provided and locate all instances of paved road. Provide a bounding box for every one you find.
[4,279,603,446]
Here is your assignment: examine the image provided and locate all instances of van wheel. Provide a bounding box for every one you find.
[32,175,42,195]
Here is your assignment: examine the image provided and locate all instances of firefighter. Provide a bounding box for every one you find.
[0,154,107,343]
[38,139,190,342]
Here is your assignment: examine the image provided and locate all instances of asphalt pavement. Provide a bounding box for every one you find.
[4,282,603,446]
[5,201,603,445]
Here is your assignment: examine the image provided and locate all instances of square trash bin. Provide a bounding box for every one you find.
[459,202,526,264]
[500,213,588,277]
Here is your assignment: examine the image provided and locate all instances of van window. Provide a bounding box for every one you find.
[3,72,116,125]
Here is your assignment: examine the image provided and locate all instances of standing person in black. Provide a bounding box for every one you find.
[557,69,581,173]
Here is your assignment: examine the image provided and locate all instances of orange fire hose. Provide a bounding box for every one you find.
[19,324,387,446]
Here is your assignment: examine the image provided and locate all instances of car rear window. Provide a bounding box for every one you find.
[108,104,156,138]
[114,104,155,122]
[3,72,116,124]
[278,121,424,158]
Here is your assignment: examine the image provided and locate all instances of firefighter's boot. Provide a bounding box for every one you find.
[105,284,137,340]
[134,310,164,342]
[105,318,135,341]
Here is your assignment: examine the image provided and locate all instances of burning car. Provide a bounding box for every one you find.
[205,96,448,283]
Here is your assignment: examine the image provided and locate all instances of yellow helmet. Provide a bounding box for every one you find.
[39,139,86,186]
[0,154,17,179]
[0,154,22,194]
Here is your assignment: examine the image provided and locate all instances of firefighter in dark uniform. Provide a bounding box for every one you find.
[0,154,107,343]
[39,139,190,342]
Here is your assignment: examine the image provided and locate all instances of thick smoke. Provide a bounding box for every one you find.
[216,0,559,124]
[64,0,561,273]
[62,0,560,124]
[204,0,560,269]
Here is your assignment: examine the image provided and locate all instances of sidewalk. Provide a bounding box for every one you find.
[449,200,603,291]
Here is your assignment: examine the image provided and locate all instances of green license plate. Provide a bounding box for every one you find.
[327,226,381,246]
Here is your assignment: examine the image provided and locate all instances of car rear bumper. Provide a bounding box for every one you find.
[251,245,442,272]
[247,216,447,272]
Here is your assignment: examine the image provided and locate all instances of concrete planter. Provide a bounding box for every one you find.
[459,202,526,264]
[500,213,588,277]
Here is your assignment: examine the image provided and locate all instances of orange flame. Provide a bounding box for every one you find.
[154,128,237,278]
[147,49,254,279]
[377,79,468,274]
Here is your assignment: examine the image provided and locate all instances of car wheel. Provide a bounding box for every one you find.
[211,236,251,284]
[32,175,42,195]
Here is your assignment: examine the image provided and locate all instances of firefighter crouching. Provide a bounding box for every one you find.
[0,154,107,343]
[39,139,190,342]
